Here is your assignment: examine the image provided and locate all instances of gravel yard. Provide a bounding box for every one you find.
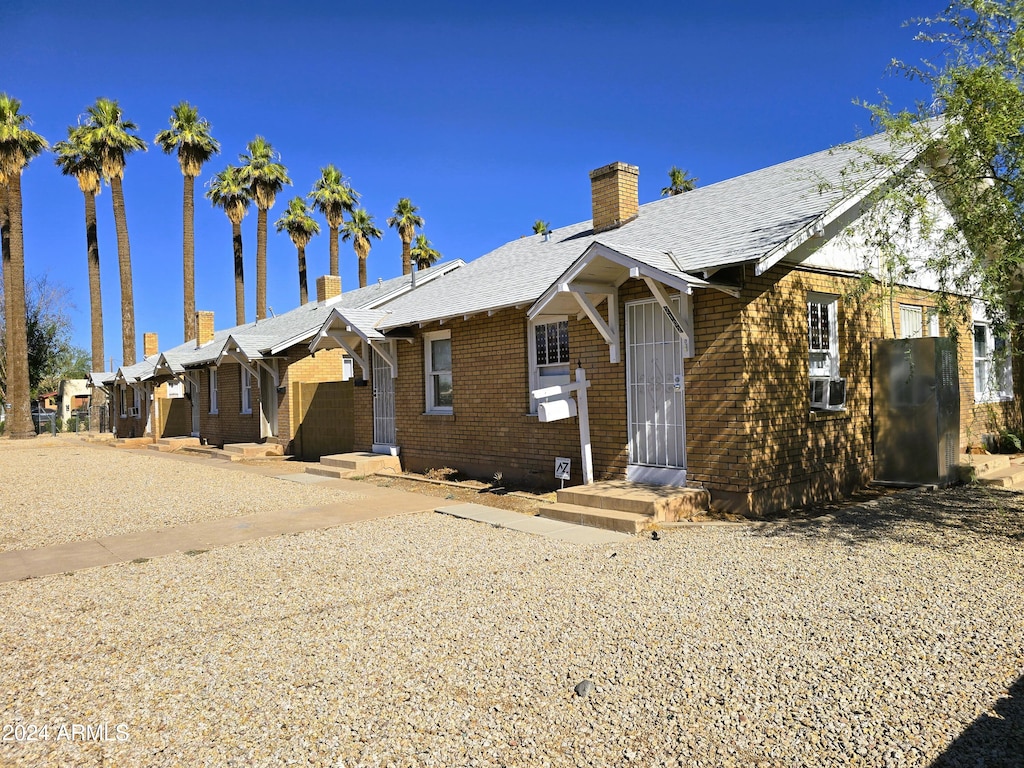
[0,438,365,551]
[1,438,1023,766]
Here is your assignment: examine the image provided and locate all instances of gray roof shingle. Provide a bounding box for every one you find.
[374,129,912,330]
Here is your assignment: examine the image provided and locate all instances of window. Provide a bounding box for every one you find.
[343,357,354,381]
[165,381,184,399]
[240,367,252,414]
[529,318,570,412]
[133,387,141,413]
[424,330,453,413]
[119,385,128,417]
[808,293,839,378]
[209,368,219,414]
[899,304,940,338]
[973,322,1013,402]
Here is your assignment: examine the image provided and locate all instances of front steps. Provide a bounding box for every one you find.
[305,452,402,479]
[178,442,285,462]
[959,453,1024,489]
[110,436,155,449]
[539,480,711,534]
[147,436,201,453]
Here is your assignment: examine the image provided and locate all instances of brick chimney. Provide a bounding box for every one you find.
[196,311,215,346]
[589,161,639,233]
[143,332,159,358]
[317,274,342,303]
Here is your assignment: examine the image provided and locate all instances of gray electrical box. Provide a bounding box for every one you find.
[871,337,961,486]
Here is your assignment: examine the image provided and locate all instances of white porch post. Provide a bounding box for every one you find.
[576,367,594,484]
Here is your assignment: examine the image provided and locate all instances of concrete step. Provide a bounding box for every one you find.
[222,442,284,458]
[556,480,710,522]
[538,502,653,534]
[110,437,155,449]
[304,465,351,480]
[318,452,402,474]
[147,436,201,453]
[958,453,1013,482]
[179,446,233,460]
[976,464,1024,489]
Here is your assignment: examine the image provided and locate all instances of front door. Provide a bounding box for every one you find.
[259,362,278,438]
[189,379,200,437]
[625,297,687,485]
[372,348,397,453]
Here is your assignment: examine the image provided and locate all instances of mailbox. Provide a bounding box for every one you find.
[537,397,577,423]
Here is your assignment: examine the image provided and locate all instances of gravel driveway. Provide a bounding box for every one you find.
[1,438,1022,766]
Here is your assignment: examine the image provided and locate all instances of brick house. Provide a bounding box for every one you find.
[123,261,463,459]
[310,131,1020,515]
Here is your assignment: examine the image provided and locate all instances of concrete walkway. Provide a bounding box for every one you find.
[0,472,440,583]
[437,503,634,544]
[0,447,633,582]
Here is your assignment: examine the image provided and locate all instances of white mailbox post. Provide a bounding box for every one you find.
[531,367,593,484]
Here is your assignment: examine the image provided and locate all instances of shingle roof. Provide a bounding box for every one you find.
[375,129,915,330]
[144,260,464,371]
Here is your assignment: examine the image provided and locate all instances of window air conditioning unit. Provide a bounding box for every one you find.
[810,377,846,411]
[127,406,140,418]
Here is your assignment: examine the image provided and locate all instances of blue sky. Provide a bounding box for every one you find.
[3,0,940,369]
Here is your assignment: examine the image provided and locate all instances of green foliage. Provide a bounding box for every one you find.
[410,233,442,270]
[237,136,291,210]
[154,101,219,178]
[850,1,1024,345]
[532,220,550,235]
[999,427,1022,453]
[274,197,320,248]
[661,166,698,196]
[0,275,90,401]
[308,164,358,228]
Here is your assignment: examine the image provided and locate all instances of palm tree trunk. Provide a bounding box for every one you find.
[329,225,339,277]
[256,206,267,320]
[232,221,245,326]
[110,175,136,365]
[183,173,196,342]
[1,185,12,408]
[297,245,308,305]
[402,236,411,275]
[358,254,367,288]
[3,175,36,439]
[84,190,103,372]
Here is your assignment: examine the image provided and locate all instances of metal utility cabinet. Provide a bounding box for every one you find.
[871,337,960,486]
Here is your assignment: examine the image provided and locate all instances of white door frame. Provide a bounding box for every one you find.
[259,361,278,439]
[625,296,687,485]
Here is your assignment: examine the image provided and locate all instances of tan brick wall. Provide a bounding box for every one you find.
[589,162,639,233]
[196,362,260,447]
[112,383,152,439]
[292,380,354,460]
[316,275,341,302]
[143,333,159,358]
[196,311,214,345]
[345,267,1021,512]
[157,396,192,437]
[278,347,348,453]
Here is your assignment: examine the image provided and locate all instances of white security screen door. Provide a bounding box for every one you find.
[626,296,687,485]
[189,379,200,437]
[372,348,396,449]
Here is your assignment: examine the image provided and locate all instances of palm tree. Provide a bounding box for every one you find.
[410,233,442,271]
[661,166,698,196]
[238,137,290,320]
[80,98,146,365]
[0,94,47,439]
[308,165,358,279]
[206,165,251,326]
[341,208,383,288]
[275,197,320,305]
[386,198,424,276]
[155,102,220,343]
[53,126,104,373]
[532,220,550,235]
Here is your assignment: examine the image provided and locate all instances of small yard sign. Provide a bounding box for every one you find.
[555,457,571,481]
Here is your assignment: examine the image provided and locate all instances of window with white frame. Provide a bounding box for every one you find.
[808,293,839,378]
[133,387,141,413]
[209,368,219,414]
[240,367,252,414]
[529,318,570,412]
[899,304,940,338]
[343,357,354,381]
[973,322,1013,402]
[119,385,128,416]
[424,330,453,414]
[165,381,184,399]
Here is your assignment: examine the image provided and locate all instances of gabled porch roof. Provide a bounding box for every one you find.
[308,307,397,377]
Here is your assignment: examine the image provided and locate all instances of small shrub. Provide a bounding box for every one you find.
[999,428,1022,454]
